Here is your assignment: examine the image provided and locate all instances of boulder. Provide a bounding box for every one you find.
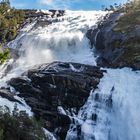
[9,61,104,139]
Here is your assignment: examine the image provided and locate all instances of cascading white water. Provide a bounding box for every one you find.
[66,68,140,140]
[0,10,140,140]
[8,10,108,66]
[0,10,107,87]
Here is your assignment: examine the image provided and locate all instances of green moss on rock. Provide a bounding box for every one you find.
[0,49,9,64]
[0,106,49,140]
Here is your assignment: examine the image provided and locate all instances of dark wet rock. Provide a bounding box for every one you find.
[23,9,49,19]
[49,10,65,17]
[0,89,21,104]
[87,12,140,70]
[23,9,65,19]
[35,19,52,28]
[9,48,20,60]
[9,61,104,139]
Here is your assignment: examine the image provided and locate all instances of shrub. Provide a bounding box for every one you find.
[0,49,9,64]
[0,1,25,63]
[0,7,25,43]
[0,105,49,140]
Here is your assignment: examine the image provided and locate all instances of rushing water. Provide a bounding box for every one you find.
[66,68,140,140]
[0,10,107,87]
[0,10,140,140]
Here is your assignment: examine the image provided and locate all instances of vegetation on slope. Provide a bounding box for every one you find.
[0,48,9,63]
[0,2,25,43]
[0,1,25,64]
[0,105,49,140]
[113,0,140,68]
[88,0,140,69]
[113,0,140,32]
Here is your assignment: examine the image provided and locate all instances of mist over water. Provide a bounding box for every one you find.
[9,11,107,66]
[0,10,107,87]
[0,10,140,140]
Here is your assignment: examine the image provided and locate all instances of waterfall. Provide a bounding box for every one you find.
[0,10,140,140]
[66,68,140,140]
[0,10,107,87]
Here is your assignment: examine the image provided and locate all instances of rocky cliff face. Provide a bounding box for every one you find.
[24,9,65,19]
[87,11,140,70]
[19,10,65,31]
[0,61,104,139]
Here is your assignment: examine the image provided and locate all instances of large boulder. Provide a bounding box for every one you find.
[87,11,140,70]
[8,61,104,139]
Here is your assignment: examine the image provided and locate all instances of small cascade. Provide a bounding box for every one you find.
[66,87,113,140]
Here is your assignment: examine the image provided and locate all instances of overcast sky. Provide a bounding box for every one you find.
[10,0,128,10]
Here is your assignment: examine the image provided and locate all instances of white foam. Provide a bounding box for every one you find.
[0,96,32,116]
[66,68,140,140]
[0,10,107,87]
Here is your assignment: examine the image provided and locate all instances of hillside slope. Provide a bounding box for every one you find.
[87,0,140,70]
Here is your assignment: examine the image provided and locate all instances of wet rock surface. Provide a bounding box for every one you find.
[0,89,21,104]
[7,61,104,139]
[24,9,65,19]
[18,10,65,31]
[87,12,140,70]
